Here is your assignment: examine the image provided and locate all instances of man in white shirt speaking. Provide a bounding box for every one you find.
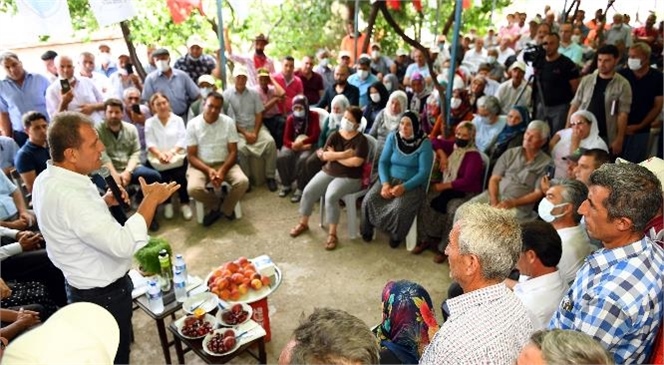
[32,111,178,364]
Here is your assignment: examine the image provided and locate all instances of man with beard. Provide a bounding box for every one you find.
[316,65,359,110]
[225,31,275,87]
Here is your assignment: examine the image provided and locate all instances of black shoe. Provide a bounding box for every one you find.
[266,178,278,192]
[202,209,222,227]
[389,237,401,249]
[149,219,160,232]
[225,211,236,221]
[361,226,374,243]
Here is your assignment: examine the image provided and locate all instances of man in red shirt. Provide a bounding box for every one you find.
[294,56,324,105]
[272,56,303,115]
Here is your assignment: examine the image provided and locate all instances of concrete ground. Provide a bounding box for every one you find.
[130,185,452,364]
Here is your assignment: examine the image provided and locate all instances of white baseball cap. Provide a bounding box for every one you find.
[3,302,120,364]
[233,66,249,79]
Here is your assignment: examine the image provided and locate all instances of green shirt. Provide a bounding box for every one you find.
[97,121,142,172]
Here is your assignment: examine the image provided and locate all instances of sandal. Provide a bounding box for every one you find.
[325,234,338,251]
[289,223,309,237]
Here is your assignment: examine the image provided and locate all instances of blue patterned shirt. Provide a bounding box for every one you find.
[173,54,216,84]
[549,237,664,364]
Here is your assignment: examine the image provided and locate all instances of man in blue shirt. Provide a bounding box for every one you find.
[0,52,50,147]
[14,111,50,193]
[549,163,664,364]
[142,48,200,121]
[0,136,19,174]
[347,55,378,108]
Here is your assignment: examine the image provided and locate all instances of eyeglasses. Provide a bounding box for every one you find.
[570,120,589,126]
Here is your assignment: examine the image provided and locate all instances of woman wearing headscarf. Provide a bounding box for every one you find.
[361,111,433,248]
[382,73,400,94]
[290,94,350,203]
[276,95,321,198]
[421,89,441,136]
[412,121,484,263]
[429,88,473,140]
[363,81,389,131]
[375,280,439,364]
[487,105,530,170]
[549,110,608,178]
[369,90,408,156]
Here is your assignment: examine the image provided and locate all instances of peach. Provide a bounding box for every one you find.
[231,273,244,285]
[250,278,262,290]
[229,290,240,301]
[238,283,249,295]
[226,262,240,273]
[237,257,249,266]
[261,276,270,287]
[219,289,231,300]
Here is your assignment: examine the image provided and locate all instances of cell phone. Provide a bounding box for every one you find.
[546,164,556,179]
[60,78,71,94]
[131,104,141,114]
[125,63,134,74]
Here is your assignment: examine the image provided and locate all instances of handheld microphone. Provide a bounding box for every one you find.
[96,166,130,210]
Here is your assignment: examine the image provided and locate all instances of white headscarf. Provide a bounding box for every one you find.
[552,109,608,178]
[328,94,350,129]
[383,90,407,131]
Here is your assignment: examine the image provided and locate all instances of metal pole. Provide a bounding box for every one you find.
[562,0,568,23]
[444,0,463,134]
[353,0,360,62]
[216,0,227,89]
[490,0,496,26]
[434,0,441,36]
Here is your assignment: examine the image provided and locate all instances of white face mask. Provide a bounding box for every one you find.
[293,109,305,118]
[571,35,581,44]
[118,68,128,76]
[627,58,642,71]
[384,81,393,91]
[537,198,569,223]
[371,50,381,59]
[320,58,330,67]
[331,112,343,124]
[370,93,381,103]
[200,87,212,98]
[156,59,170,72]
[340,117,355,132]
[487,56,497,64]
[450,97,462,109]
[359,70,369,80]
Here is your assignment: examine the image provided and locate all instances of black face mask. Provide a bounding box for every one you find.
[455,138,470,148]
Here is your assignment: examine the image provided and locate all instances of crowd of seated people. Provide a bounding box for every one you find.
[1,3,663,363]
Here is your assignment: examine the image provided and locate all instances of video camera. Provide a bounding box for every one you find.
[523,44,546,68]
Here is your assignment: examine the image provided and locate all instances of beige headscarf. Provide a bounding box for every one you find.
[444,121,478,182]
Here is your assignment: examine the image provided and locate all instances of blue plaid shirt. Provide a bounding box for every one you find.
[173,54,216,85]
[549,237,664,364]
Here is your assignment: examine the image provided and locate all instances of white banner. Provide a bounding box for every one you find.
[89,0,136,27]
[15,0,74,37]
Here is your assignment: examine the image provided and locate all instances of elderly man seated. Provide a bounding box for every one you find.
[459,120,552,222]
[507,221,568,330]
[549,163,664,364]
[419,204,533,364]
[538,179,594,283]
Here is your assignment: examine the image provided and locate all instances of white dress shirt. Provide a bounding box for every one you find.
[462,48,488,73]
[420,283,533,365]
[0,226,21,261]
[45,77,104,125]
[32,162,148,289]
[185,114,239,165]
[514,271,568,330]
[145,113,187,152]
[556,225,594,284]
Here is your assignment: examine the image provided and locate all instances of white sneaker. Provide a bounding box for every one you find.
[164,203,174,219]
[181,204,193,220]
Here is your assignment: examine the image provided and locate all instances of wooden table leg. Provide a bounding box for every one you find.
[173,335,185,364]
[155,318,172,364]
[258,337,267,364]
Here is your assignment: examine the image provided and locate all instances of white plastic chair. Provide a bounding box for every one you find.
[319,135,378,239]
[310,107,329,131]
[194,182,242,224]
[405,150,436,251]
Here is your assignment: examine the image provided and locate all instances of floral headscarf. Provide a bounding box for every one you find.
[375,280,439,364]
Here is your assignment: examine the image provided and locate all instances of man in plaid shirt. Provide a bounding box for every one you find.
[549,163,664,364]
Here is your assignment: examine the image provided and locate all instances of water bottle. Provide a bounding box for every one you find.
[147,280,164,314]
[158,249,172,292]
[174,270,188,303]
[173,254,188,285]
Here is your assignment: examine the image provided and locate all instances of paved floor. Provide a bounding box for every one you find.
[130,185,452,364]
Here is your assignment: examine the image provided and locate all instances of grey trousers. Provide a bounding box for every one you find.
[237,126,277,179]
[299,171,361,225]
[276,148,313,187]
[536,102,570,136]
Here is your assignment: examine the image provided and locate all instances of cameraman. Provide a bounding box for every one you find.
[534,32,580,134]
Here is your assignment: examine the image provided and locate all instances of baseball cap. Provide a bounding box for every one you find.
[233,66,249,78]
[339,50,352,59]
[3,302,119,364]
[396,49,408,56]
[198,74,216,86]
[257,68,270,78]
[563,147,587,162]
[186,35,204,49]
[371,43,381,50]
[152,48,170,58]
[41,50,58,61]
[509,61,526,72]
[357,54,371,65]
